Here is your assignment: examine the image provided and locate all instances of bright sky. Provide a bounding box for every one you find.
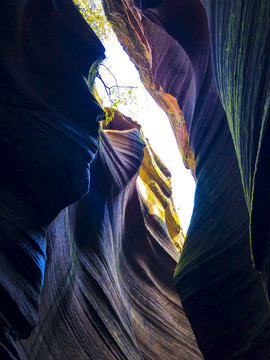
[96,34,196,233]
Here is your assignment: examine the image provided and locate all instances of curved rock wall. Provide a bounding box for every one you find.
[17,111,202,359]
[0,1,104,358]
[2,0,269,359]
[1,1,202,359]
[203,0,270,295]
[103,0,196,177]
[102,0,270,358]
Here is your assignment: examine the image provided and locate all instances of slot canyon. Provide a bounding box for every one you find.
[0,1,269,359]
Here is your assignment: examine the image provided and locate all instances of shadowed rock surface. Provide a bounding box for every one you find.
[17,111,202,360]
[1,0,270,359]
[0,1,105,359]
[102,0,270,358]
[0,2,202,357]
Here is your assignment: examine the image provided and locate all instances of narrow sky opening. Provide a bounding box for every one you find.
[95,33,196,233]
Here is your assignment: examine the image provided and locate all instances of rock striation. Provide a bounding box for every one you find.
[0,2,202,358]
[102,0,270,358]
[203,0,270,297]
[103,0,196,177]
[17,110,202,360]
[0,1,104,358]
[1,0,269,359]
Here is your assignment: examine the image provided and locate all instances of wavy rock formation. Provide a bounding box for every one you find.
[203,1,270,294]
[0,1,104,358]
[2,0,269,359]
[0,2,202,357]
[102,0,270,358]
[103,0,196,177]
[16,110,202,360]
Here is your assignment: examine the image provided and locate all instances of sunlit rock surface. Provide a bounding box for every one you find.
[17,110,202,360]
[2,0,269,359]
[103,109,185,251]
[102,0,270,358]
[103,0,196,177]
[0,1,202,359]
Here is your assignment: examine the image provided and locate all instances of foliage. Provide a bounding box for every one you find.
[73,0,112,42]
[104,108,115,126]
[96,64,139,118]
[74,1,139,120]
[108,86,137,109]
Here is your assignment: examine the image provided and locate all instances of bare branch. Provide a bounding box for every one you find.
[96,65,138,107]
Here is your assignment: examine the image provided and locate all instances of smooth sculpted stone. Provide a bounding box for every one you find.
[202,0,270,297]
[0,1,104,358]
[103,0,196,177]
[17,111,202,360]
[107,0,270,358]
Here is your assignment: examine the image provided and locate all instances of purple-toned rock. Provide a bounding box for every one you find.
[17,110,202,359]
[102,0,270,358]
[0,1,104,358]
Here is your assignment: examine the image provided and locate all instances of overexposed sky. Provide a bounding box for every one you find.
[96,35,195,233]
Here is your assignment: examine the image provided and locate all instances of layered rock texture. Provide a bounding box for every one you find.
[0,1,104,358]
[102,0,196,177]
[0,2,202,359]
[1,0,270,360]
[102,0,270,358]
[16,111,202,360]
